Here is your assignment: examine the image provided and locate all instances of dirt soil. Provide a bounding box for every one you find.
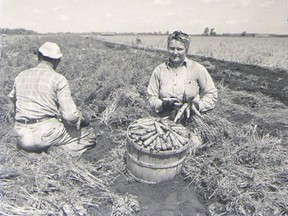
[200,56,288,106]
[82,130,209,216]
[113,174,208,216]
[196,55,288,142]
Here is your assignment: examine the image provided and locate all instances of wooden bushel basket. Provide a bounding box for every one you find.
[126,131,190,184]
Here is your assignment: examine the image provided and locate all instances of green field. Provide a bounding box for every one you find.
[1,34,288,215]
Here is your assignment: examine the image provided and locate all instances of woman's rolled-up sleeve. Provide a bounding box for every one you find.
[147,67,164,113]
[196,66,218,112]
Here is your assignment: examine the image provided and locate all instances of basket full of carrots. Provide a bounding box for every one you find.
[127,117,191,153]
[126,117,191,183]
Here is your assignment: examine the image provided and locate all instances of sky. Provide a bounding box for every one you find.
[0,0,288,34]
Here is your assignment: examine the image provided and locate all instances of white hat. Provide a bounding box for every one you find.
[38,42,62,59]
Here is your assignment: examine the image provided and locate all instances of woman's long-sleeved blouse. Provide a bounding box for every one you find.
[147,58,218,113]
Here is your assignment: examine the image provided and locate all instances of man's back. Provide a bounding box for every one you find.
[9,41,96,156]
[10,62,66,121]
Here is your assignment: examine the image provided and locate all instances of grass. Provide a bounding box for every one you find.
[0,142,139,215]
[183,83,288,215]
[1,34,288,215]
[183,124,288,215]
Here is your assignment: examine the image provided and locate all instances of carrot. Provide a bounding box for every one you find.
[165,131,173,150]
[136,118,155,126]
[171,126,190,137]
[130,126,154,132]
[139,131,157,141]
[143,133,158,147]
[149,139,157,151]
[160,136,167,151]
[158,120,170,131]
[137,140,143,146]
[129,129,152,136]
[130,124,154,131]
[170,130,189,146]
[185,104,191,119]
[155,136,162,151]
[174,103,189,123]
[191,103,201,117]
[129,123,140,129]
[170,125,186,130]
[169,132,181,149]
[154,121,165,138]
[129,133,140,141]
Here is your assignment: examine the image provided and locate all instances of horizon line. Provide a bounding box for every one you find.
[1,27,288,36]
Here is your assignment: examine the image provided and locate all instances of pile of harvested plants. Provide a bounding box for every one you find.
[128,117,190,151]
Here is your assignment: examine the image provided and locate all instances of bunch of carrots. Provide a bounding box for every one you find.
[163,92,202,123]
[128,118,190,151]
[173,101,201,123]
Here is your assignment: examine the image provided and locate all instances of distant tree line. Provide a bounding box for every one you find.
[202,27,250,36]
[0,28,37,35]
[1,27,287,37]
[202,27,217,36]
[200,27,288,37]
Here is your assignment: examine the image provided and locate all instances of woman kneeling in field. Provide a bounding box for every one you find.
[147,30,218,124]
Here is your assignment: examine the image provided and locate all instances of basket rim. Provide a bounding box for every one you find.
[127,136,190,155]
[127,120,190,156]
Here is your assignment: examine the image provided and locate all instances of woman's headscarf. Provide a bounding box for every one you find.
[167,31,191,51]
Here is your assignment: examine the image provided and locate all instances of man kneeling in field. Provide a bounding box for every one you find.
[9,42,96,157]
